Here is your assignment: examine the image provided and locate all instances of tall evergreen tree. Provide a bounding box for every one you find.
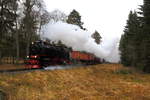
[91,30,102,44]
[67,9,84,29]
[141,0,150,72]
[119,11,141,66]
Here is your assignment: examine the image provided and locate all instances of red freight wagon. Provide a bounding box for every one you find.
[71,51,94,61]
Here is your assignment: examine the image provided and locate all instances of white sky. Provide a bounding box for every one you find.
[43,0,143,41]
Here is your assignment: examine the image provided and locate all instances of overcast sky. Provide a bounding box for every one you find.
[43,0,143,40]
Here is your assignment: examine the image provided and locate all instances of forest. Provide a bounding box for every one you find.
[0,0,150,73]
[0,0,101,64]
[119,0,150,73]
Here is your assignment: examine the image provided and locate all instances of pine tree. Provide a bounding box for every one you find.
[67,9,84,29]
[119,11,141,66]
[142,0,150,73]
[91,30,102,44]
[119,34,129,66]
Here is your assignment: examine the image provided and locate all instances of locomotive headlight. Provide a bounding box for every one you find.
[27,56,29,58]
[30,55,38,58]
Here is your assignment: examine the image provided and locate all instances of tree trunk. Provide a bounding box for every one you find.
[26,36,30,57]
[15,18,19,64]
[0,51,1,64]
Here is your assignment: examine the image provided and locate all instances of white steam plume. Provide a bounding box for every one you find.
[42,21,120,62]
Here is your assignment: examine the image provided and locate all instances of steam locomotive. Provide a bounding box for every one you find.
[25,40,101,68]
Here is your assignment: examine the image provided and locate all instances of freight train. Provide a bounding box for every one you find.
[25,40,101,68]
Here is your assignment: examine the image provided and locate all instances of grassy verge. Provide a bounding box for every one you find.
[0,64,150,100]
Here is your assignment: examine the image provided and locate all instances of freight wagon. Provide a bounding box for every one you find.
[70,51,96,64]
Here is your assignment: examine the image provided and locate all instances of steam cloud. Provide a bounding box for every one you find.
[42,21,120,63]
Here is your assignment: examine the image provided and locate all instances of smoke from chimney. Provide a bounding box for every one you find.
[42,21,120,63]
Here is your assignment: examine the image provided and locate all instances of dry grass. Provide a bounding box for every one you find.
[0,64,150,100]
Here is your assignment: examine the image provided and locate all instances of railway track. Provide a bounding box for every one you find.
[0,68,43,73]
[0,65,81,73]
